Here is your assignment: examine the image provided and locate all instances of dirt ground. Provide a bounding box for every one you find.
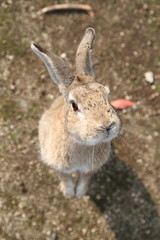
[0,0,160,239]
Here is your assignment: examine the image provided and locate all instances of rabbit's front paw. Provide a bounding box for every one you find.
[60,182,75,198]
[76,183,88,199]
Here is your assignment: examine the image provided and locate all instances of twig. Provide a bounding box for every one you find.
[39,4,94,17]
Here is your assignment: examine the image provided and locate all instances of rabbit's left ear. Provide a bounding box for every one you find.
[76,28,95,79]
[31,44,74,88]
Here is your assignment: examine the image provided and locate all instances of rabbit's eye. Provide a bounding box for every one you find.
[71,101,79,112]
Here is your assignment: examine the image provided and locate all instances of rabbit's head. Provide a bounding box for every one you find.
[31,28,120,145]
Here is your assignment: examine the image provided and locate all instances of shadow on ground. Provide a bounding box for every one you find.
[89,149,160,240]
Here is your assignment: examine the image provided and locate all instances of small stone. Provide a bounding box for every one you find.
[10,84,16,90]
[46,231,51,236]
[40,74,46,80]
[47,94,54,99]
[82,228,87,235]
[6,55,14,60]
[137,159,143,164]
[144,71,154,84]
[125,95,132,100]
[97,219,102,224]
[146,135,152,141]
[141,218,146,224]
[146,230,151,235]
[143,3,148,9]
[83,195,90,202]
[91,228,96,233]
[7,223,13,231]
[96,194,101,200]
[120,31,124,36]
[146,41,152,46]
[133,51,138,56]
[32,222,37,226]
[149,10,154,15]
[20,100,28,109]
[1,2,8,8]
[51,233,57,240]
[10,125,14,129]
[153,131,158,137]
[151,85,156,90]
[148,19,152,24]
[60,53,67,59]
[121,43,126,48]
[42,33,48,40]
[149,92,159,101]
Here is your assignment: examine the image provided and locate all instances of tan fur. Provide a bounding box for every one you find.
[39,95,111,172]
[31,28,121,198]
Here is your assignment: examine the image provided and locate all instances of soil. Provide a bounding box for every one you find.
[0,0,160,240]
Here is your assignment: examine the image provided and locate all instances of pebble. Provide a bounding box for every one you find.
[82,228,87,235]
[137,159,143,164]
[6,55,14,60]
[133,51,138,56]
[68,227,72,232]
[46,231,51,236]
[60,53,67,59]
[143,3,148,9]
[91,228,96,233]
[40,74,46,80]
[20,100,28,109]
[121,43,126,48]
[32,222,37,226]
[7,223,13,231]
[51,233,57,240]
[82,195,90,202]
[47,94,54,100]
[125,95,132,100]
[146,41,152,46]
[151,85,156,90]
[144,71,154,84]
[95,194,101,200]
[153,131,159,137]
[120,31,124,36]
[149,92,159,101]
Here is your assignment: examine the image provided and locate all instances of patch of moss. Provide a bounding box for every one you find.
[26,102,41,120]
[132,77,141,85]
[0,98,20,121]
[0,7,26,57]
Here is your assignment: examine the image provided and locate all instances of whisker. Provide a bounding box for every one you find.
[91,145,95,174]
[98,144,105,166]
[117,134,130,147]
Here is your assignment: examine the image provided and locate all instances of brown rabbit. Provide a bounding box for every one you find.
[31,28,120,198]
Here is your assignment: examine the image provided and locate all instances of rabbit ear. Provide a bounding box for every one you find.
[76,28,95,79]
[31,44,74,88]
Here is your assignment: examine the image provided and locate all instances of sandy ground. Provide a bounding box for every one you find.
[0,0,160,239]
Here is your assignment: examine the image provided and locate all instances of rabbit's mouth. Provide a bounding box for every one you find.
[103,123,121,141]
[68,118,120,146]
[70,129,119,146]
[101,131,118,143]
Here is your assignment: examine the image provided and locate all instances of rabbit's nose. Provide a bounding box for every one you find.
[106,121,116,132]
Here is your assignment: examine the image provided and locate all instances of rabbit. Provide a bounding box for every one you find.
[31,28,121,199]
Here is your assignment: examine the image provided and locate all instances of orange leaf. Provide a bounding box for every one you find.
[111,99,136,110]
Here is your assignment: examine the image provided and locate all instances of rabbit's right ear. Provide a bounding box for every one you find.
[31,44,74,89]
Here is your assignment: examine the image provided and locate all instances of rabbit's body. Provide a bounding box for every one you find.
[31,28,120,198]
